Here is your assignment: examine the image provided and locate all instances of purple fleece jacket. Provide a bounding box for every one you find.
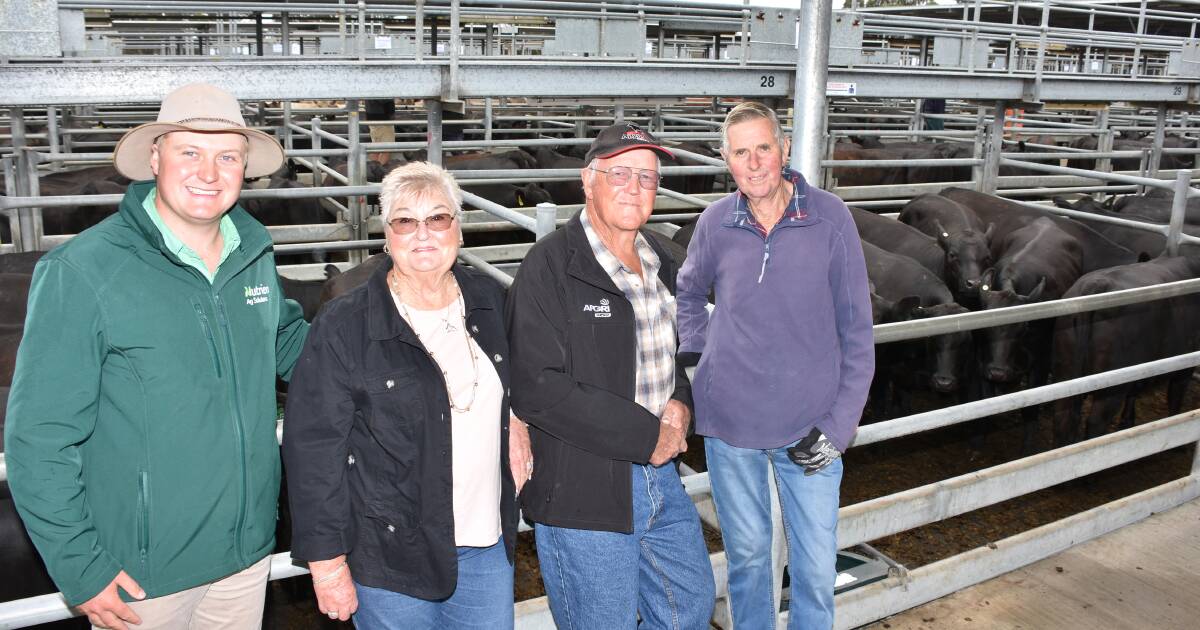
[676,170,874,452]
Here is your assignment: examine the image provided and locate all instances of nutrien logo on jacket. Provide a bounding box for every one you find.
[244,284,270,306]
[582,298,611,318]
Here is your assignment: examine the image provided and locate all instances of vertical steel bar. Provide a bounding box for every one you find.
[357,0,366,61]
[46,107,60,171]
[1008,2,1019,74]
[282,101,294,152]
[1032,0,1050,102]
[2,156,21,251]
[1132,0,1146,78]
[637,10,646,63]
[1084,9,1094,72]
[981,102,1005,194]
[484,97,493,142]
[614,104,625,125]
[347,106,365,264]
[449,0,461,100]
[789,0,834,182]
[1149,103,1167,178]
[415,0,425,62]
[1166,169,1191,257]
[535,202,557,240]
[911,98,923,141]
[19,149,43,253]
[428,100,444,166]
[281,11,290,55]
[1096,108,1113,174]
[311,116,324,192]
[338,0,347,55]
[740,2,750,66]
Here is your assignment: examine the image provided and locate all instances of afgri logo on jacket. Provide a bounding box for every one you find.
[244,284,270,306]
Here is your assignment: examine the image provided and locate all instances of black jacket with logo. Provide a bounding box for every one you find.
[282,261,517,600]
[506,212,693,533]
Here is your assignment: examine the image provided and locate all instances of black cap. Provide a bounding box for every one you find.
[584,122,675,165]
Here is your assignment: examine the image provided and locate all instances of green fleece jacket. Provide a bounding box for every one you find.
[4,180,308,605]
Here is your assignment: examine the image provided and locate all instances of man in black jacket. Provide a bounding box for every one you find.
[507,123,715,629]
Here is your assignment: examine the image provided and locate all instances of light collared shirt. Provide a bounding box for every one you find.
[142,185,240,283]
[580,207,676,419]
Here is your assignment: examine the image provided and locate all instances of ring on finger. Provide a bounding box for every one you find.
[329,611,339,618]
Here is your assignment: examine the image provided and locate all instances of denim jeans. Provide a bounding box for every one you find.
[704,436,843,630]
[535,463,715,630]
[352,538,513,630]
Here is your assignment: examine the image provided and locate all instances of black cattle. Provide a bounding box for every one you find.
[1111,188,1200,225]
[1050,195,1200,261]
[0,273,31,328]
[245,175,336,227]
[529,146,585,205]
[939,187,1138,273]
[0,251,46,274]
[898,194,994,303]
[35,180,125,237]
[280,275,326,322]
[976,218,1083,453]
[862,241,973,415]
[445,151,554,209]
[318,254,389,311]
[662,141,719,197]
[849,207,945,280]
[1066,135,1196,172]
[1053,255,1200,445]
[832,142,972,188]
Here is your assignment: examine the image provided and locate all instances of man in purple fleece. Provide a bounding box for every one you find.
[675,101,875,629]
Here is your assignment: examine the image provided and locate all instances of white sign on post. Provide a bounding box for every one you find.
[826,82,857,97]
[375,36,393,50]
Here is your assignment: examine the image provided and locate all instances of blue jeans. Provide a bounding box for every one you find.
[535,463,715,629]
[705,436,842,630]
[352,538,513,630]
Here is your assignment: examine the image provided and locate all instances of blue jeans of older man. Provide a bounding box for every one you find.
[705,436,843,630]
[534,462,715,630]
[351,538,513,630]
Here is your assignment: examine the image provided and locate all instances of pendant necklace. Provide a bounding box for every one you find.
[389,270,479,413]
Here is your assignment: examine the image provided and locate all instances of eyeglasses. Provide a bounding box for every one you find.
[387,212,457,235]
[590,166,661,190]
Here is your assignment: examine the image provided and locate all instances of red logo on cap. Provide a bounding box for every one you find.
[621,130,649,142]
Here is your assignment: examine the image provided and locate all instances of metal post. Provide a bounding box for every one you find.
[311,116,324,191]
[535,202,557,240]
[614,103,625,125]
[484,97,493,142]
[356,0,366,61]
[739,3,750,66]
[637,10,646,63]
[430,15,439,56]
[415,0,424,62]
[282,101,294,152]
[61,107,74,156]
[2,156,21,250]
[347,107,365,264]
[1149,103,1167,178]
[1132,0,1147,78]
[1084,9,1094,72]
[428,100,444,166]
[576,106,588,139]
[911,98,924,141]
[255,11,264,56]
[281,12,290,55]
[789,0,834,182]
[449,0,460,100]
[1096,108,1113,174]
[18,148,43,253]
[46,106,60,171]
[338,0,346,56]
[1032,0,1049,102]
[1165,169,1191,257]
[981,102,1005,194]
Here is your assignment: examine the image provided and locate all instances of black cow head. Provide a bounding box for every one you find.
[978,269,1046,383]
[908,301,972,393]
[935,219,994,300]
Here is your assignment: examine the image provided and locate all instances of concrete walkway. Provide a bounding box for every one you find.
[862,497,1200,629]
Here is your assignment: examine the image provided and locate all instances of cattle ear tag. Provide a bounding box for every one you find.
[981,284,989,292]
[942,232,950,238]
[516,192,525,207]
[386,379,395,389]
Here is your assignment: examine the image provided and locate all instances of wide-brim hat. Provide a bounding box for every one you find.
[584,122,674,165]
[113,82,285,181]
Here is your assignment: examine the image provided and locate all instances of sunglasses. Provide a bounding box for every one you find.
[388,212,457,235]
[590,166,662,190]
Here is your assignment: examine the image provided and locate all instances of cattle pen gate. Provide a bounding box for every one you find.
[3,1,1200,628]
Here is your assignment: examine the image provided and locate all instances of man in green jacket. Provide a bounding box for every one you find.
[4,83,309,630]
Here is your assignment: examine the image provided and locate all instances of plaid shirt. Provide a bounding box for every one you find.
[581,208,676,419]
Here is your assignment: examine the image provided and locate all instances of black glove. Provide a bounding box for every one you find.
[786,427,841,476]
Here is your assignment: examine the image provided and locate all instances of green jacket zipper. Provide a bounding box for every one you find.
[214,295,249,565]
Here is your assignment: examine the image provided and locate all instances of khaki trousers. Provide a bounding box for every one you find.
[94,556,271,630]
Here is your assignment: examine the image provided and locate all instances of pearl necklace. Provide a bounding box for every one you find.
[389,270,479,413]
